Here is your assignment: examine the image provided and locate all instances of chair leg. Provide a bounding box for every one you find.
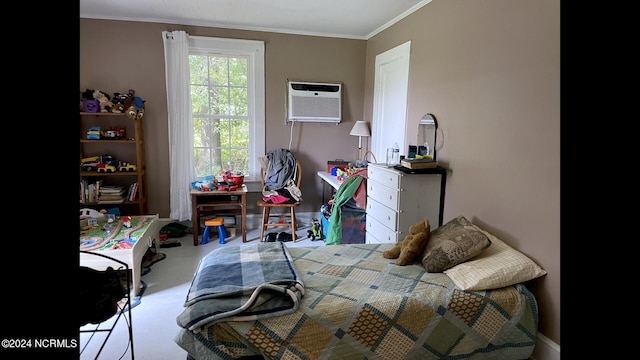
[202,226,211,244]
[290,209,297,242]
[260,207,269,242]
[218,225,227,244]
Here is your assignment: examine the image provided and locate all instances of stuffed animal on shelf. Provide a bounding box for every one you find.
[110,103,125,113]
[382,218,431,265]
[111,89,135,113]
[126,96,146,120]
[93,90,113,112]
[81,89,95,101]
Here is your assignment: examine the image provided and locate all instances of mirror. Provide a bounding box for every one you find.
[417,113,438,161]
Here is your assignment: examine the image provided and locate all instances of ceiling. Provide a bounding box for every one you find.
[80,0,432,40]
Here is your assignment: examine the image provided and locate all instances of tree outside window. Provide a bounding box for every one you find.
[190,54,250,177]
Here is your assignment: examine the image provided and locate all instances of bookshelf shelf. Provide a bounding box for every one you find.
[79,111,148,215]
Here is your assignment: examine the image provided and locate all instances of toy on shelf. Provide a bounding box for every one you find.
[81,154,137,173]
[126,96,145,121]
[111,89,134,114]
[102,127,127,140]
[86,126,101,140]
[93,90,113,113]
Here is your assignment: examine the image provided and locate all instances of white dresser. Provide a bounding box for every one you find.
[365,163,446,244]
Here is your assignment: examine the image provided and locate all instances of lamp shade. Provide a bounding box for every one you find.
[349,121,371,137]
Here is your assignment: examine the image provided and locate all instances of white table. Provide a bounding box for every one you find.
[80,214,160,296]
[317,171,342,204]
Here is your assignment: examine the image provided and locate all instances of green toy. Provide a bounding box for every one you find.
[307,218,323,241]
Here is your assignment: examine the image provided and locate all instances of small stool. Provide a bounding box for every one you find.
[202,217,228,245]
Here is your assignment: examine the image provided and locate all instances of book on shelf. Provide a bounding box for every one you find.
[80,179,103,204]
[126,182,138,201]
[99,185,124,200]
[98,199,125,204]
[99,194,124,201]
[100,185,124,194]
[400,158,438,169]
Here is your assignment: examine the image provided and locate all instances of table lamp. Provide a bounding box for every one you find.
[349,121,371,160]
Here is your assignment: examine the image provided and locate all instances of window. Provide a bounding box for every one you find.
[188,36,265,181]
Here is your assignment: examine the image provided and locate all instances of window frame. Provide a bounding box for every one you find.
[188,36,265,186]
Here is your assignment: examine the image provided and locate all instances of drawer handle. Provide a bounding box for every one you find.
[387,215,390,220]
[388,195,392,200]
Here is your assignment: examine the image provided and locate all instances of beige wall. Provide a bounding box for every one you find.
[80,0,560,346]
[80,20,367,217]
[364,0,560,343]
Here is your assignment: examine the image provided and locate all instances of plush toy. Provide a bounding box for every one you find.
[81,89,95,100]
[382,219,431,265]
[110,103,125,113]
[111,89,135,113]
[126,96,145,120]
[93,90,113,112]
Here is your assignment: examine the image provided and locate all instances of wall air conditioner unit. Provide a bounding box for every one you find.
[288,81,342,123]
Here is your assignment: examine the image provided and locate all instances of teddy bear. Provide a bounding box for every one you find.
[382,218,431,265]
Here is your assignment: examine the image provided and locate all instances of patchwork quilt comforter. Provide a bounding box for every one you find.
[175,243,539,360]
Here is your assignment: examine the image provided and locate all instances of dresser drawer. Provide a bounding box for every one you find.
[366,216,400,243]
[368,180,399,210]
[366,231,387,244]
[367,165,401,189]
[366,197,398,231]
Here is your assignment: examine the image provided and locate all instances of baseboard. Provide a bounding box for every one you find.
[531,332,560,360]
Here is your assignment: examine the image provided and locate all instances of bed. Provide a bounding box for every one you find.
[175,216,545,360]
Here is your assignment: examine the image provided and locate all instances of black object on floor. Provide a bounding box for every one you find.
[277,232,292,242]
[160,222,189,238]
[160,241,182,248]
[264,232,277,242]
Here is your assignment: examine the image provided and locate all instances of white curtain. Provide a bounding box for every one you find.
[162,30,195,221]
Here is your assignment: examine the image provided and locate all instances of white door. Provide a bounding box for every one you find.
[371,41,411,164]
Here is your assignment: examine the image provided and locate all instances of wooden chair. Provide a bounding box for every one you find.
[257,159,302,242]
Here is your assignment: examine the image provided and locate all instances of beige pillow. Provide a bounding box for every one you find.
[444,228,547,290]
[421,216,492,273]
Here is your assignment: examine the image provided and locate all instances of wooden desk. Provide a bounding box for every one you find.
[80,214,160,296]
[191,185,248,245]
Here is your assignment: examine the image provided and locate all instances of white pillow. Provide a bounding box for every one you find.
[444,228,546,290]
